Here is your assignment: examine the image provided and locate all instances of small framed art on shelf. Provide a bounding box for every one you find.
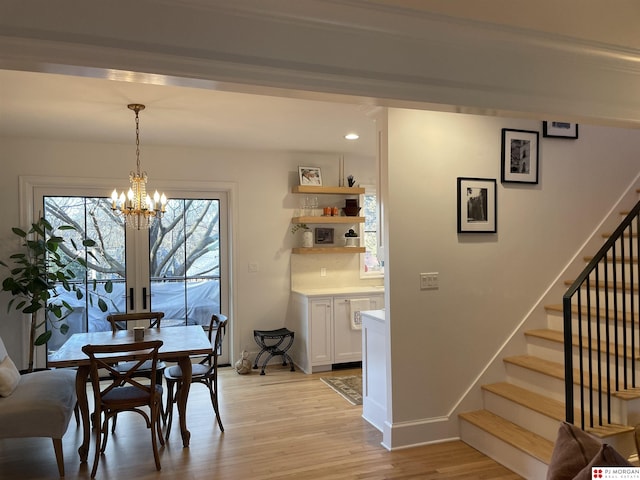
[299,166,323,186]
[314,227,334,244]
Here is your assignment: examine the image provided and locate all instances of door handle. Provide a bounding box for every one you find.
[142,287,147,310]
[129,287,134,311]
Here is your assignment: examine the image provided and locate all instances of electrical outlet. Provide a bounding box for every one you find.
[420,272,439,290]
[320,267,327,277]
[248,262,259,273]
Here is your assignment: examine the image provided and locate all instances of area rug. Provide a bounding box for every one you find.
[320,375,362,405]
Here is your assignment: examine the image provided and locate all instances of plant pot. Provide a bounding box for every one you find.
[344,237,359,247]
[302,231,313,248]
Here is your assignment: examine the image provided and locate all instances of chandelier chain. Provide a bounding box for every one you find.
[135,108,141,175]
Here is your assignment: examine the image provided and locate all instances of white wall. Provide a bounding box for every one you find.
[383,108,640,446]
[2,109,640,450]
[0,137,376,367]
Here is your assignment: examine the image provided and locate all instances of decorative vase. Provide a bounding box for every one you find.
[302,230,313,248]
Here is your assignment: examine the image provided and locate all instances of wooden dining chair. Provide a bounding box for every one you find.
[82,340,165,478]
[106,312,167,425]
[164,314,228,439]
[106,311,165,332]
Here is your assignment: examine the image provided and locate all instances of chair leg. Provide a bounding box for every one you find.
[52,438,65,477]
[74,402,80,427]
[155,393,165,447]
[111,413,118,433]
[151,402,162,471]
[164,380,177,440]
[207,380,224,432]
[90,412,103,478]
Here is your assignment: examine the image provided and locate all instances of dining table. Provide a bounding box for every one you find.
[48,325,213,462]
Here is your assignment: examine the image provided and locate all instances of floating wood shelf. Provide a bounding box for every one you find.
[292,186,365,195]
[292,247,366,255]
[291,216,364,224]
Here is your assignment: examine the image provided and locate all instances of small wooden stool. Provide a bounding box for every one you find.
[252,328,295,375]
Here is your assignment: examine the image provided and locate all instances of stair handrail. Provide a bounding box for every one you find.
[563,200,640,428]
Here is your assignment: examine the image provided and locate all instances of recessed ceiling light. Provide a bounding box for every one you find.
[345,133,359,140]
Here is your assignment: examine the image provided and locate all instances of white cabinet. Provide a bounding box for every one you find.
[333,295,384,364]
[361,309,387,432]
[288,290,384,374]
[309,298,332,366]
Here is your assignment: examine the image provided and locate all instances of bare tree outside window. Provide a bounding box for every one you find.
[44,196,221,353]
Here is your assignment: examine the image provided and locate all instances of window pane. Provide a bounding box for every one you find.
[149,199,221,326]
[362,191,383,275]
[44,196,126,355]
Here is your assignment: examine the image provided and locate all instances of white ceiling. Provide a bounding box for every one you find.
[1,1,639,157]
[0,69,379,157]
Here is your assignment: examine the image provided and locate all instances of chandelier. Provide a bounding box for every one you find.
[110,103,167,230]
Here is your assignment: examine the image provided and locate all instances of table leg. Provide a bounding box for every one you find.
[176,356,192,447]
[75,365,90,463]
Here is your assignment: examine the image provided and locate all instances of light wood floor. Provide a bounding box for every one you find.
[0,366,522,479]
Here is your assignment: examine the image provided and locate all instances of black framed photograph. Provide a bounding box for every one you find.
[501,128,539,184]
[457,177,497,233]
[314,227,334,244]
[298,166,323,186]
[543,121,579,139]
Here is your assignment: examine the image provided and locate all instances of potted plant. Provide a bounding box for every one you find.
[291,223,312,247]
[0,217,110,372]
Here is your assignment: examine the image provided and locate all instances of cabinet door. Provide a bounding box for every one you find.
[309,298,333,366]
[333,296,366,363]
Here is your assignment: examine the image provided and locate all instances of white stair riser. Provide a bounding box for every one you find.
[587,262,638,279]
[547,314,640,344]
[505,362,627,424]
[569,294,640,312]
[527,338,640,380]
[482,389,560,442]
[460,419,549,479]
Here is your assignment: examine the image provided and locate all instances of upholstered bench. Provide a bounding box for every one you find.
[0,336,77,477]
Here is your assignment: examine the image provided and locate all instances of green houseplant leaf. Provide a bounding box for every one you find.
[0,217,110,372]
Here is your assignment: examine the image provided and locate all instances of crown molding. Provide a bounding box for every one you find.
[2,1,640,124]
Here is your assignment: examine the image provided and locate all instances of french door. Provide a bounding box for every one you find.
[31,182,229,364]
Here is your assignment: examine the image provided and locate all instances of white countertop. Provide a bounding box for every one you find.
[291,286,384,297]
[361,309,385,322]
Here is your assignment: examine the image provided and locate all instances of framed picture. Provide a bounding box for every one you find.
[501,128,539,184]
[457,177,497,233]
[543,121,579,139]
[314,227,334,244]
[298,166,323,186]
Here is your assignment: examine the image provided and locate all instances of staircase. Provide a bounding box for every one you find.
[459,200,640,479]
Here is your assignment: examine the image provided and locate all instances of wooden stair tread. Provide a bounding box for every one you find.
[504,354,640,400]
[459,410,554,463]
[482,382,633,438]
[583,255,638,263]
[545,303,640,322]
[602,232,638,238]
[564,280,638,292]
[525,328,640,359]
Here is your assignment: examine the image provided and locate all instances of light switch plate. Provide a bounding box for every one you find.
[420,272,439,290]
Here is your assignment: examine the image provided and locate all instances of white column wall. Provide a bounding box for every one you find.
[383,108,640,446]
